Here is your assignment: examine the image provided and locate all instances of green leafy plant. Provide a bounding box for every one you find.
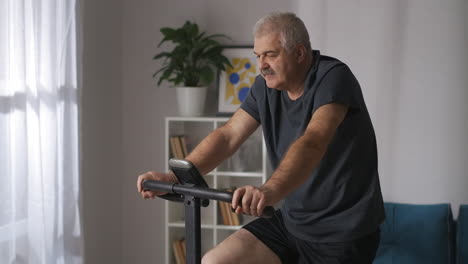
[153,21,232,87]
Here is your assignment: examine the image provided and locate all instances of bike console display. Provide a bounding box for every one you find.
[169,159,208,188]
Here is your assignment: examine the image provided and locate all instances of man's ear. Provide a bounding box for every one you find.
[296,45,307,63]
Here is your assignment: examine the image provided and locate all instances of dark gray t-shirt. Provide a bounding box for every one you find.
[240,50,385,242]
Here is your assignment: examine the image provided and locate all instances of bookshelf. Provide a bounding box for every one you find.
[164,116,270,264]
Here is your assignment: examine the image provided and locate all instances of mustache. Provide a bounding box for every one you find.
[261,67,275,75]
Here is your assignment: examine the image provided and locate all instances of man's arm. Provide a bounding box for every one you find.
[185,109,260,175]
[232,103,348,216]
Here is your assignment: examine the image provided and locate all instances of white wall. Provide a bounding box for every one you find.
[81,0,468,263]
[81,0,123,263]
[120,1,206,263]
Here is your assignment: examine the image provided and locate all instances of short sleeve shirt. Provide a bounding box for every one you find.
[240,50,385,242]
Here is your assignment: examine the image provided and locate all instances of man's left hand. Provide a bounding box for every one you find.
[231,185,275,217]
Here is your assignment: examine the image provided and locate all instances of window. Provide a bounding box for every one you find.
[0,0,82,262]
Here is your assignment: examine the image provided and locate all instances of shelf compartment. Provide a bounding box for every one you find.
[168,227,214,264]
[168,222,217,229]
[217,126,263,173]
[215,172,264,177]
[216,176,262,190]
[167,201,215,226]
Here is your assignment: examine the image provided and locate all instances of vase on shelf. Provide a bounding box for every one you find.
[176,86,207,117]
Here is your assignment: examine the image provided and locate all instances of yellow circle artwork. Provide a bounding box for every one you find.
[225,57,257,105]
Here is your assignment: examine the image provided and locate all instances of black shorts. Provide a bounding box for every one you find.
[243,210,380,264]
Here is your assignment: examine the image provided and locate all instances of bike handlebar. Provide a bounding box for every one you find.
[142,180,275,218]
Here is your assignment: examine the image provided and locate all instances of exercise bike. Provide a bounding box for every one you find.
[142,158,274,264]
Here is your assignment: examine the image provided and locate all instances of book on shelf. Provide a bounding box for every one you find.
[219,201,241,226]
[169,135,190,159]
[218,188,241,226]
[179,136,189,157]
[172,238,186,264]
[169,136,182,159]
[218,200,230,225]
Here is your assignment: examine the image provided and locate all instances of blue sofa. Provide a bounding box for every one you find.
[373,203,468,264]
[457,205,468,264]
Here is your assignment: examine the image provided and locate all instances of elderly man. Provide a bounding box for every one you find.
[138,12,384,264]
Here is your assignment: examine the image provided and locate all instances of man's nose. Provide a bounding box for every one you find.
[259,59,269,70]
[257,55,267,68]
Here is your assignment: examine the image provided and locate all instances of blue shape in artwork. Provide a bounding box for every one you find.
[238,87,250,102]
[245,63,251,69]
[229,73,240,85]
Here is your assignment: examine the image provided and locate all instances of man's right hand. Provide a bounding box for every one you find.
[137,171,179,199]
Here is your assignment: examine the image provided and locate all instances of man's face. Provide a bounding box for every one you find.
[254,33,298,90]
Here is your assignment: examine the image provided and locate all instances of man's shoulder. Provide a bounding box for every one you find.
[317,54,347,76]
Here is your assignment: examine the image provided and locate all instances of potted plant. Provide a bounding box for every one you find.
[153,21,232,116]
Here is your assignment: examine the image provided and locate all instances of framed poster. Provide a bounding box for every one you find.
[217,46,257,115]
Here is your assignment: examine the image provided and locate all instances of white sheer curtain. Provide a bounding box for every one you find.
[0,0,82,263]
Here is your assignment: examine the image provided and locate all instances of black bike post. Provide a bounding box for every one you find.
[184,193,201,264]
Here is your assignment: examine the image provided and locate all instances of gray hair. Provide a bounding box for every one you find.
[253,12,312,55]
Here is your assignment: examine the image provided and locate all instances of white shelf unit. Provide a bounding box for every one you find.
[164,116,269,264]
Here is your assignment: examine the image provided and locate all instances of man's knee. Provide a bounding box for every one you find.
[201,229,250,264]
[202,229,280,264]
[201,248,221,264]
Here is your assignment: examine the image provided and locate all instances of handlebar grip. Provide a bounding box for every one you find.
[221,191,275,218]
[142,180,275,218]
[142,180,186,204]
[142,179,175,193]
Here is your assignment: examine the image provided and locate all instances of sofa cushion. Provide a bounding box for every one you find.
[457,205,468,264]
[374,203,455,264]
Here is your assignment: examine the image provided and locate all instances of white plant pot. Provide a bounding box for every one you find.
[176,86,207,117]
